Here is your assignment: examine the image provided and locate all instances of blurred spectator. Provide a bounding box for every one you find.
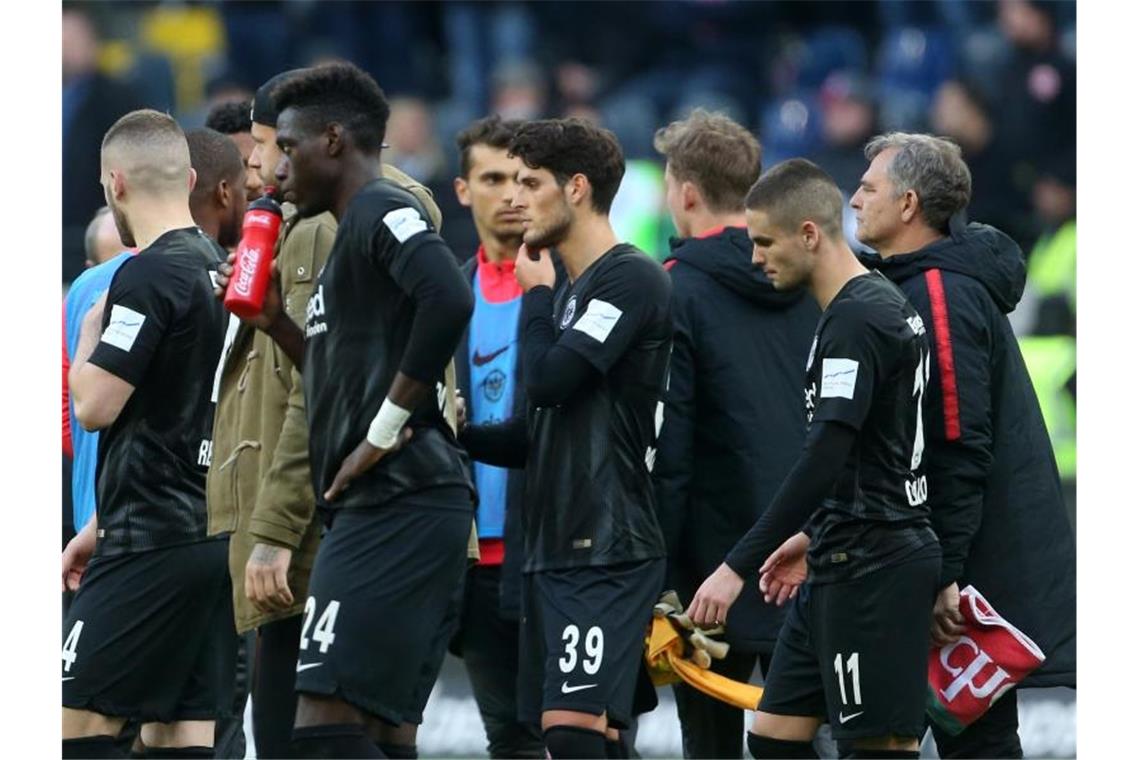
[758,91,822,165]
[878,0,993,46]
[813,71,878,195]
[554,61,603,122]
[1015,153,1076,515]
[993,0,1076,198]
[386,96,449,186]
[183,74,255,129]
[490,60,548,122]
[206,76,256,108]
[874,25,955,131]
[1018,155,1077,337]
[929,78,1035,251]
[442,1,537,119]
[792,26,869,91]
[62,5,145,283]
[811,71,879,251]
[384,96,477,261]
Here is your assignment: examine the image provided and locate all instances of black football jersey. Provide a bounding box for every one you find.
[87,227,227,556]
[802,271,940,583]
[302,178,473,510]
[523,245,672,571]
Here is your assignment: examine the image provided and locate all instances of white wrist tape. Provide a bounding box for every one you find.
[366,398,412,449]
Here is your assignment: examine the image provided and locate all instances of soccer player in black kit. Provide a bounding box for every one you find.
[62,109,234,758]
[220,63,476,758]
[508,119,672,760]
[688,160,940,760]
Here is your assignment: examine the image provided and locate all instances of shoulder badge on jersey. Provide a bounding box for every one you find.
[560,295,578,328]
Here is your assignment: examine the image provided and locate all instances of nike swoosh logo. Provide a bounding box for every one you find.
[472,345,510,367]
[62,676,75,682]
[560,681,598,694]
[838,711,864,724]
[296,663,323,673]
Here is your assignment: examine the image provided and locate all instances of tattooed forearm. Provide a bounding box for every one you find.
[250,543,283,566]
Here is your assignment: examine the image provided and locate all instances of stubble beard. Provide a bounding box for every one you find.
[523,207,572,251]
[109,199,136,248]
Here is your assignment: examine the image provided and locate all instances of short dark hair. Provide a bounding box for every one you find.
[101,109,191,193]
[102,108,184,152]
[745,158,844,239]
[270,62,389,153]
[205,99,253,135]
[653,109,762,213]
[456,115,524,177]
[508,118,625,214]
[186,128,244,204]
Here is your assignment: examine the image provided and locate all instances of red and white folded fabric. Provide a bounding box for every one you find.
[926,585,1046,735]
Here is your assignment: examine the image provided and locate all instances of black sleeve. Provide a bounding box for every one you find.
[555,257,667,375]
[810,300,887,431]
[373,207,475,384]
[86,257,174,386]
[652,284,698,568]
[521,286,600,407]
[723,420,857,578]
[460,415,529,469]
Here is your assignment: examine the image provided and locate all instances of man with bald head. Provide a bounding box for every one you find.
[62,109,235,759]
[83,208,126,269]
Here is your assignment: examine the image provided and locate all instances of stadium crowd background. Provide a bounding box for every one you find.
[60,1,1077,756]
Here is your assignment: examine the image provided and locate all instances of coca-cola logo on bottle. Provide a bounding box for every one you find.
[245,211,275,229]
[232,247,261,297]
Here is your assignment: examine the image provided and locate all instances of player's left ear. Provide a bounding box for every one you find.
[326,123,345,157]
[801,220,821,251]
[900,188,920,224]
[566,173,590,207]
[110,170,128,201]
[681,180,701,211]
[187,167,198,195]
[215,177,231,209]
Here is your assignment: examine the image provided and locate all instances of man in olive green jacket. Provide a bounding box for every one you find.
[206,70,449,759]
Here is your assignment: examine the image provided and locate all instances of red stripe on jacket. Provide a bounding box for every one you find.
[925,269,961,441]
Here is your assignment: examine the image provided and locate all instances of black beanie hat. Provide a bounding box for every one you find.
[251,68,306,128]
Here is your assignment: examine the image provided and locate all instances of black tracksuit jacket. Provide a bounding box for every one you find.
[653,227,820,655]
[865,222,1076,688]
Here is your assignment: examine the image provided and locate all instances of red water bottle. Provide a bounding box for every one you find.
[224,191,284,319]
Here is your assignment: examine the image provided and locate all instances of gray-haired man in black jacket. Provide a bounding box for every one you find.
[852,132,1076,759]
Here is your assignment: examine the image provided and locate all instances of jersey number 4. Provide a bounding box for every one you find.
[62,620,84,673]
[300,597,341,654]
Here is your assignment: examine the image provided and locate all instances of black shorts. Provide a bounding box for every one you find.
[518,558,664,729]
[295,487,473,725]
[759,551,940,740]
[61,538,237,724]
